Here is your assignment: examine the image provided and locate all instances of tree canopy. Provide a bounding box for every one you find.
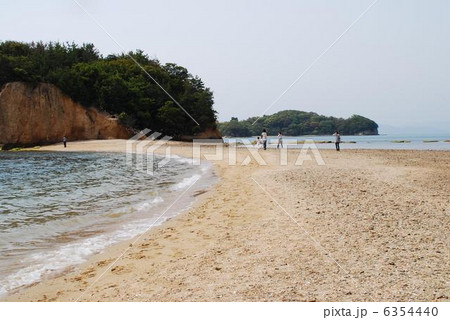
[0,41,217,137]
[219,110,378,137]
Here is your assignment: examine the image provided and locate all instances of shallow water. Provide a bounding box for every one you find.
[225,134,450,150]
[0,151,214,296]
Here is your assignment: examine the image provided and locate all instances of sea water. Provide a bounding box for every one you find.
[0,151,215,297]
[225,134,450,150]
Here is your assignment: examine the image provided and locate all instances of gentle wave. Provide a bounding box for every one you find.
[0,212,172,296]
[170,175,201,191]
[0,152,216,297]
[0,195,169,296]
[133,196,164,211]
[170,154,193,164]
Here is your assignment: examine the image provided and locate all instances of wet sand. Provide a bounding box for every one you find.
[5,140,449,301]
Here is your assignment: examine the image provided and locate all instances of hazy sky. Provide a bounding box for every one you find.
[1,0,449,133]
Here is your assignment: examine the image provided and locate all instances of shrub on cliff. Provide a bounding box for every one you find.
[0,41,217,137]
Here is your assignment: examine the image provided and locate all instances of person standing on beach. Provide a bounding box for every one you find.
[261,129,268,150]
[277,131,283,149]
[333,131,341,151]
[256,136,261,148]
[63,136,67,148]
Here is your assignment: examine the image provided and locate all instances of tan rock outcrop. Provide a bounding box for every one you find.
[0,82,132,148]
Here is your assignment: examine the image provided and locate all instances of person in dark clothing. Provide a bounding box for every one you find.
[333,131,341,151]
[63,136,67,148]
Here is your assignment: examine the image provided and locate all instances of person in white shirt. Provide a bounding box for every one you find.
[277,131,283,149]
[255,136,261,148]
[261,129,268,150]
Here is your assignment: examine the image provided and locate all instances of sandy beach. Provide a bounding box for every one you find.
[5,140,449,302]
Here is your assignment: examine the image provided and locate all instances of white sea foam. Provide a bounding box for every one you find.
[200,162,212,173]
[0,234,112,296]
[134,196,164,211]
[170,174,201,190]
[0,214,171,297]
[170,154,193,164]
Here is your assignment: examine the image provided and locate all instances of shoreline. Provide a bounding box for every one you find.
[1,142,217,299]
[4,140,450,301]
[2,140,220,301]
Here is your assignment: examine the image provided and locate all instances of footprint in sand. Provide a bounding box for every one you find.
[96,259,114,267]
[81,267,97,278]
[72,275,83,282]
[110,265,132,275]
[130,251,147,260]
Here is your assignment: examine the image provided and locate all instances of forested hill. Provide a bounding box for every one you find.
[0,41,217,137]
[219,110,379,137]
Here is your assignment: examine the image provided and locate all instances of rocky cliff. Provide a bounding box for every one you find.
[0,82,132,148]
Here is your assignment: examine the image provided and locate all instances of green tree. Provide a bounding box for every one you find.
[219,110,378,137]
[0,40,218,137]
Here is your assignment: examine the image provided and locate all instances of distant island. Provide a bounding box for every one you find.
[0,41,219,144]
[218,110,379,137]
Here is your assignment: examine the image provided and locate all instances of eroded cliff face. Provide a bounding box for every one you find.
[0,82,132,148]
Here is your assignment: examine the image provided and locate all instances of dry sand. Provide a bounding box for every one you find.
[5,140,450,301]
